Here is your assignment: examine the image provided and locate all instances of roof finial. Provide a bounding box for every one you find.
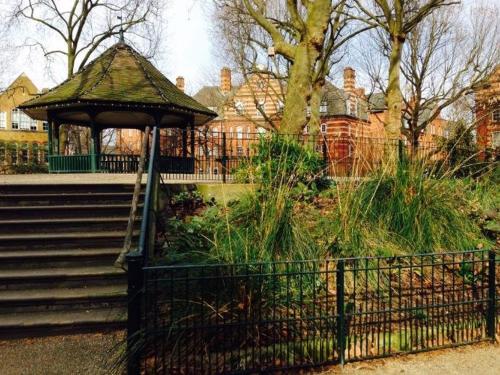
[118,15,125,44]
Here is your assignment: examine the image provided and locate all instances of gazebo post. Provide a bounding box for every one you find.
[54,122,60,156]
[47,113,53,158]
[89,114,99,172]
[182,125,188,159]
[190,116,195,157]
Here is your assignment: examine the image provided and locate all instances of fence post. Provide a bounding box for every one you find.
[398,139,404,164]
[336,259,346,366]
[487,250,497,340]
[126,252,144,375]
[222,132,227,183]
[322,137,328,174]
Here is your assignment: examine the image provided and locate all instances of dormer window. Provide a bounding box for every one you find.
[320,101,328,114]
[493,109,500,123]
[235,101,245,114]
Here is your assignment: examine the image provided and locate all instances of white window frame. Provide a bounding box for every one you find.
[235,101,245,115]
[320,101,328,114]
[493,109,500,123]
[0,112,6,129]
[256,99,265,116]
[493,131,500,148]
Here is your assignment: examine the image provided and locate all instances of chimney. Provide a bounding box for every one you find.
[176,76,185,92]
[343,67,356,94]
[220,67,232,94]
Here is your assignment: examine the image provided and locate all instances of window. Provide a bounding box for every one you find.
[42,122,49,131]
[237,127,243,145]
[277,100,284,113]
[306,106,311,117]
[235,101,244,115]
[320,101,328,114]
[237,146,244,156]
[0,112,6,129]
[11,108,36,131]
[493,132,500,148]
[303,125,309,134]
[321,123,327,134]
[347,96,358,117]
[493,109,500,123]
[256,99,265,116]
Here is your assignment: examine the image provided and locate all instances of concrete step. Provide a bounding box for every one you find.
[0,266,126,290]
[0,204,142,220]
[0,285,127,313]
[0,230,139,252]
[0,308,127,338]
[0,217,140,235]
[0,183,140,195]
[0,192,143,207]
[0,248,123,269]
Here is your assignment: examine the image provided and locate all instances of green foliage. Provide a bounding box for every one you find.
[10,163,48,174]
[321,160,490,257]
[234,134,328,189]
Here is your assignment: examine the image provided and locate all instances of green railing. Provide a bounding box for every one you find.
[48,154,93,173]
[48,153,195,174]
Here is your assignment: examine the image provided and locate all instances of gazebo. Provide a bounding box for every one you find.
[19,41,216,173]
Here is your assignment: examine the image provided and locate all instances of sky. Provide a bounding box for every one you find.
[0,0,216,95]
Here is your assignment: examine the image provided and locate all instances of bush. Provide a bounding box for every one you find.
[323,160,490,256]
[10,163,48,174]
[233,134,328,189]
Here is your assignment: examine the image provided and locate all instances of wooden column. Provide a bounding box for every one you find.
[190,116,195,157]
[54,122,60,156]
[90,117,98,172]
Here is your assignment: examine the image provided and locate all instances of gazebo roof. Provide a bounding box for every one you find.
[19,42,217,128]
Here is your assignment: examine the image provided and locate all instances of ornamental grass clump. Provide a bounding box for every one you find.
[331,157,489,256]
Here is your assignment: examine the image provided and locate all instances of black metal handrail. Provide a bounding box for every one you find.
[126,126,161,375]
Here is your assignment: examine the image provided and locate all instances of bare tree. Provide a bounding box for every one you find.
[354,0,458,139]
[214,0,370,135]
[6,0,163,153]
[401,4,499,148]
[360,3,499,149]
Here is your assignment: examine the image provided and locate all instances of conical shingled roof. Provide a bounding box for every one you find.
[20,42,216,127]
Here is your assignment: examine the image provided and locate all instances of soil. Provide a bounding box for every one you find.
[0,333,498,375]
[0,331,125,375]
[325,341,500,375]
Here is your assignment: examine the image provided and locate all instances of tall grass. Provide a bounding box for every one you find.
[327,155,491,257]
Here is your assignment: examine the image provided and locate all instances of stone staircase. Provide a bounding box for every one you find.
[0,183,142,337]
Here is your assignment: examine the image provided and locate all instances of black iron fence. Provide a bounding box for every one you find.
[158,130,446,181]
[127,249,499,374]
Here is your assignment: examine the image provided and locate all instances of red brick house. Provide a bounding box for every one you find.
[475,65,500,152]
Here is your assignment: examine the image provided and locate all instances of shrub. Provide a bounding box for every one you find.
[233,133,328,189]
[326,160,489,256]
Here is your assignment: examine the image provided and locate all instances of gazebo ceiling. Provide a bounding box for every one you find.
[19,42,217,128]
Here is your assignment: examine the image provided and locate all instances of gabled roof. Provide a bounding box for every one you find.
[368,93,387,112]
[20,42,216,127]
[194,79,369,121]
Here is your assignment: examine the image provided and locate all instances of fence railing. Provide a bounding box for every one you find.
[126,249,499,374]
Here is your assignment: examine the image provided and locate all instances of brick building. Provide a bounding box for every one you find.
[0,73,48,169]
[475,65,500,151]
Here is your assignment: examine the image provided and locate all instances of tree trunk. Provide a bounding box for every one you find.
[280,44,312,135]
[386,36,404,139]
